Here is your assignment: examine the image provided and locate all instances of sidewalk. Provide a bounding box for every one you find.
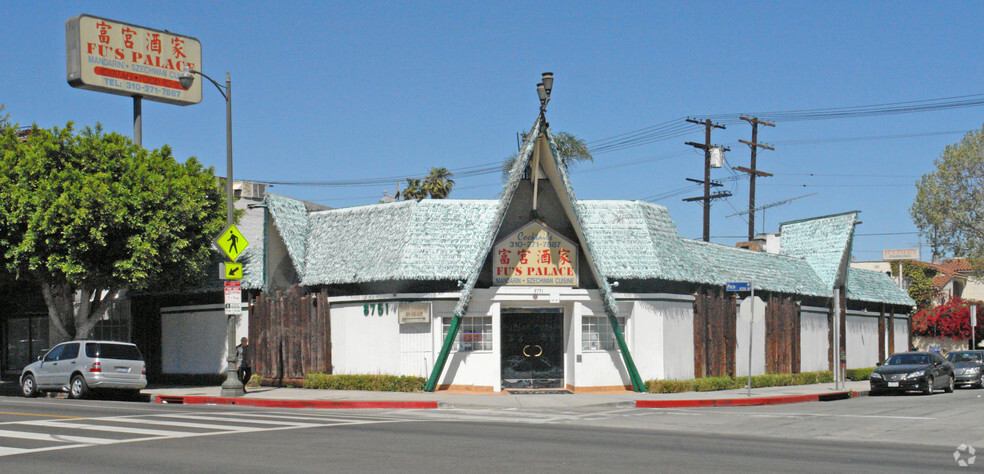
[142,381,871,410]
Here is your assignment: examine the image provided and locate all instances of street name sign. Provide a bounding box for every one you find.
[726,282,750,292]
[214,224,248,262]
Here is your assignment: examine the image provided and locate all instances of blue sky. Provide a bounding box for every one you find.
[4,1,983,262]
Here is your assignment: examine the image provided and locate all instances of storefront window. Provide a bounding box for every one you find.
[442,316,493,351]
[581,316,625,351]
[3,315,48,376]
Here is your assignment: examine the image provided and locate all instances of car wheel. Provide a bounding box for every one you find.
[923,376,934,395]
[944,374,955,393]
[979,374,984,389]
[21,374,38,398]
[69,374,89,399]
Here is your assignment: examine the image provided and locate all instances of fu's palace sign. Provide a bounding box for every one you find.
[66,14,202,105]
[493,221,578,286]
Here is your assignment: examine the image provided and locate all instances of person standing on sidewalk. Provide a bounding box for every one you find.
[236,337,252,389]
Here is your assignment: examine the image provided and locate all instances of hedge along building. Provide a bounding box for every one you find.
[246,114,914,392]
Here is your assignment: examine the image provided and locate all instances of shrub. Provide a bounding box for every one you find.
[302,373,426,392]
[846,367,875,381]
[646,370,837,393]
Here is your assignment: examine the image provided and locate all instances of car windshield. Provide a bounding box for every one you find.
[84,343,142,360]
[947,352,982,363]
[885,354,930,366]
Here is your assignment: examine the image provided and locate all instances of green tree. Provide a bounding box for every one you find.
[401,178,428,201]
[423,167,455,199]
[892,261,942,316]
[0,123,225,342]
[911,125,984,266]
[0,104,9,127]
[501,131,592,181]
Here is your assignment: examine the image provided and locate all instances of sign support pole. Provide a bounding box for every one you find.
[133,96,142,147]
[747,282,754,397]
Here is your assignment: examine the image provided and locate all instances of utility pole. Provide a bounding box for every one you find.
[736,116,775,241]
[684,118,730,242]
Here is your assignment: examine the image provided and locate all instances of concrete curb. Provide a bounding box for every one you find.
[635,390,858,408]
[152,395,438,409]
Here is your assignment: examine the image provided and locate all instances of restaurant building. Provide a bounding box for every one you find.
[244,116,913,392]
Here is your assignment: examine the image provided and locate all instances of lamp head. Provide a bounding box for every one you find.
[537,82,547,105]
[178,68,195,90]
[541,72,553,95]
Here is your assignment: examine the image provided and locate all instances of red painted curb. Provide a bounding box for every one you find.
[154,395,438,409]
[635,391,854,408]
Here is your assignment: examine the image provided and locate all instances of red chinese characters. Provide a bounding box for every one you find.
[95,21,112,44]
[171,37,186,59]
[559,248,571,266]
[146,33,162,54]
[497,249,511,265]
[121,27,136,49]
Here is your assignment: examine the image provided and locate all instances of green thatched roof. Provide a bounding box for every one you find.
[302,199,499,285]
[260,192,911,307]
[780,211,857,289]
[847,267,915,306]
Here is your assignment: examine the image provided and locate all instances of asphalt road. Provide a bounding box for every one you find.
[0,388,980,472]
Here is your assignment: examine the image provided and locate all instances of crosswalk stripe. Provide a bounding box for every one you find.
[150,413,316,426]
[0,428,115,445]
[0,446,30,456]
[106,417,261,431]
[21,420,197,437]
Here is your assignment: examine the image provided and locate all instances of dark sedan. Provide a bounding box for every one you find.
[945,350,984,388]
[869,351,954,395]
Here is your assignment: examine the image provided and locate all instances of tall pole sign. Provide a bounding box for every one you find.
[727,281,755,396]
[66,14,203,145]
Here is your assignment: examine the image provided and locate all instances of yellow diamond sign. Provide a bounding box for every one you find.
[214,224,248,262]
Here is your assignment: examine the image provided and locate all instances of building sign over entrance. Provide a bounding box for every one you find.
[66,14,203,105]
[493,221,578,286]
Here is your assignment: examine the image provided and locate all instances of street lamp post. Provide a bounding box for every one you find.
[179,69,243,397]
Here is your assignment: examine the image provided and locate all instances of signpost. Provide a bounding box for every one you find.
[213,225,248,397]
[727,281,755,396]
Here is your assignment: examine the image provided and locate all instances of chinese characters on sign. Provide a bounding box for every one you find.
[66,15,203,105]
[493,221,578,286]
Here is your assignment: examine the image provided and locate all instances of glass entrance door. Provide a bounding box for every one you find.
[501,310,563,389]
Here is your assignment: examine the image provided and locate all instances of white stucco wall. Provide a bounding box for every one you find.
[893,317,910,353]
[330,302,402,375]
[574,300,630,388]
[160,304,246,374]
[800,306,830,373]
[735,296,766,377]
[846,311,880,368]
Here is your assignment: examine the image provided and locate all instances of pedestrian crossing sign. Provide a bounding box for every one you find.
[214,224,248,262]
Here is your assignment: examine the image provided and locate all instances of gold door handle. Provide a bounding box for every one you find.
[533,345,543,357]
[522,345,531,357]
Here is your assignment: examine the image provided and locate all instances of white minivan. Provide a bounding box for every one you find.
[20,340,147,399]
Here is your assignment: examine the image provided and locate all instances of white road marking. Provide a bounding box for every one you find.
[0,410,412,458]
[0,428,115,445]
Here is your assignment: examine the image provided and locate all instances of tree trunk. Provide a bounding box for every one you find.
[40,281,121,343]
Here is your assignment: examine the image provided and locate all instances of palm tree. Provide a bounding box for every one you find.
[401,178,428,201]
[501,131,592,181]
[423,167,455,199]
